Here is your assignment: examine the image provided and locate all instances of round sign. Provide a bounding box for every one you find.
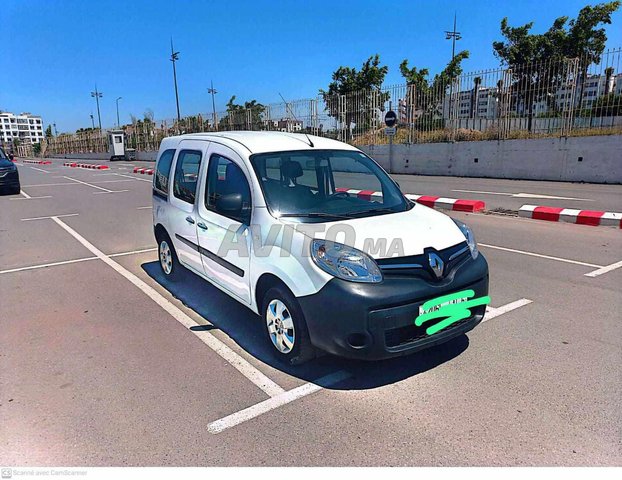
[384,110,397,127]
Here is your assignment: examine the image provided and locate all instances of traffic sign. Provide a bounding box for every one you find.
[384,110,397,127]
[385,126,396,136]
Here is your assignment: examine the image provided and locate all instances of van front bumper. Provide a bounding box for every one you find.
[0,170,20,189]
[298,253,489,360]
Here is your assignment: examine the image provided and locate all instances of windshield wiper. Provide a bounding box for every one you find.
[278,212,356,220]
[350,207,399,217]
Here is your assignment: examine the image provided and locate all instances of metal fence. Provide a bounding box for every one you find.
[45,47,622,156]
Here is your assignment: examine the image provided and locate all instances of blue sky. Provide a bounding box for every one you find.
[2,0,621,132]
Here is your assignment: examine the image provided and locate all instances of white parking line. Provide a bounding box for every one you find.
[63,176,114,192]
[20,190,31,199]
[112,172,153,182]
[584,260,622,278]
[137,206,152,209]
[0,247,158,275]
[29,166,51,173]
[22,213,79,221]
[0,256,97,274]
[109,247,157,257]
[10,195,53,200]
[479,243,602,268]
[208,370,351,434]
[452,189,593,201]
[23,179,135,187]
[30,181,79,186]
[49,216,286,398]
[483,299,533,322]
[93,189,130,195]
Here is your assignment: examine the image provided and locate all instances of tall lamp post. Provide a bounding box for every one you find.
[170,39,181,129]
[116,97,122,128]
[90,85,103,130]
[445,13,462,122]
[208,80,218,131]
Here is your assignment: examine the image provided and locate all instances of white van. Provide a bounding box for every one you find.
[152,132,489,364]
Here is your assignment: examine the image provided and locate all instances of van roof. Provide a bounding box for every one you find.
[161,131,359,155]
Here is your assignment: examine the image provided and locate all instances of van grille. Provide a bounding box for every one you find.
[376,241,469,280]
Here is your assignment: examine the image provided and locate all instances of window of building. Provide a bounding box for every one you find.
[173,150,202,204]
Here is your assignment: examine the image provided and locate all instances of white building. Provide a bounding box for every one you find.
[444,70,621,120]
[0,112,45,148]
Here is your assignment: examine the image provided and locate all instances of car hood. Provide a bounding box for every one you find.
[303,203,466,259]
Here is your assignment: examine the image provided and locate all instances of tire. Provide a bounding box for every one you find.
[11,185,21,195]
[262,285,315,365]
[156,231,182,282]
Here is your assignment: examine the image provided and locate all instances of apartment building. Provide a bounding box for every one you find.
[445,71,621,120]
[0,112,45,148]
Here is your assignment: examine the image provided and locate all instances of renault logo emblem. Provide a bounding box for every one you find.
[428,252,444,279]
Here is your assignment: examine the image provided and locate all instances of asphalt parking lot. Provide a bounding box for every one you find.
[1,159,621,466]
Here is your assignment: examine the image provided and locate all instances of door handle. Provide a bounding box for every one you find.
[185,216,195,224]
[197,222,208,230]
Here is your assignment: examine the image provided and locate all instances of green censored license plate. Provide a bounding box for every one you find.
[415,289,491,336]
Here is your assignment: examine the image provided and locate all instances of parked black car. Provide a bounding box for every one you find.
[0,147,20,194]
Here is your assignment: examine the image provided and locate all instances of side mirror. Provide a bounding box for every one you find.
[216,193,243,216]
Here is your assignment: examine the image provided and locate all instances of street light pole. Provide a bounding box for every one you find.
[208,80,218,131]
[116,97,122,128]
[170,38,181,129]
[90,85,103,130]
[445,13,462,124]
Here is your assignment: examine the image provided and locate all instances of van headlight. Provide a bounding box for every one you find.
[453,219,478,259]
[311,240,382,283]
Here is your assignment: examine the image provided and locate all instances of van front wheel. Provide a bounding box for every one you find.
[262,286,315,365]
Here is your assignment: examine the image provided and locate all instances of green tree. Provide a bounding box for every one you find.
[219,96,265,130]
[399,50,469,127]
[320,54,390,137]
[563,2,621,104]
[45,125,53,139]
[493,2,620,127]
[590,92,622,116]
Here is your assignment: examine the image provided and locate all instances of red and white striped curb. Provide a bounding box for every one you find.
[63,162,110,170]
[334,188,485,212]
[22,159,52,165]
[133,167,154,175]
[519,204,622,228]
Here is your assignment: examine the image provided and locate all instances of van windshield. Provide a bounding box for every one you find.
[250,150,411,221]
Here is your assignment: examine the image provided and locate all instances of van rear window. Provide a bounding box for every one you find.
[173,150,202,204]
[154,149,176,195]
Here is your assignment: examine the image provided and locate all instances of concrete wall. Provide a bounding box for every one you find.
[358,135,622,184]
[49,151,157,161]
[49,134,621,183]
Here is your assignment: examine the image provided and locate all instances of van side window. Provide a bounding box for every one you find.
[205,154,251,224]
[154,149,175,195]
[173,150,202,204]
